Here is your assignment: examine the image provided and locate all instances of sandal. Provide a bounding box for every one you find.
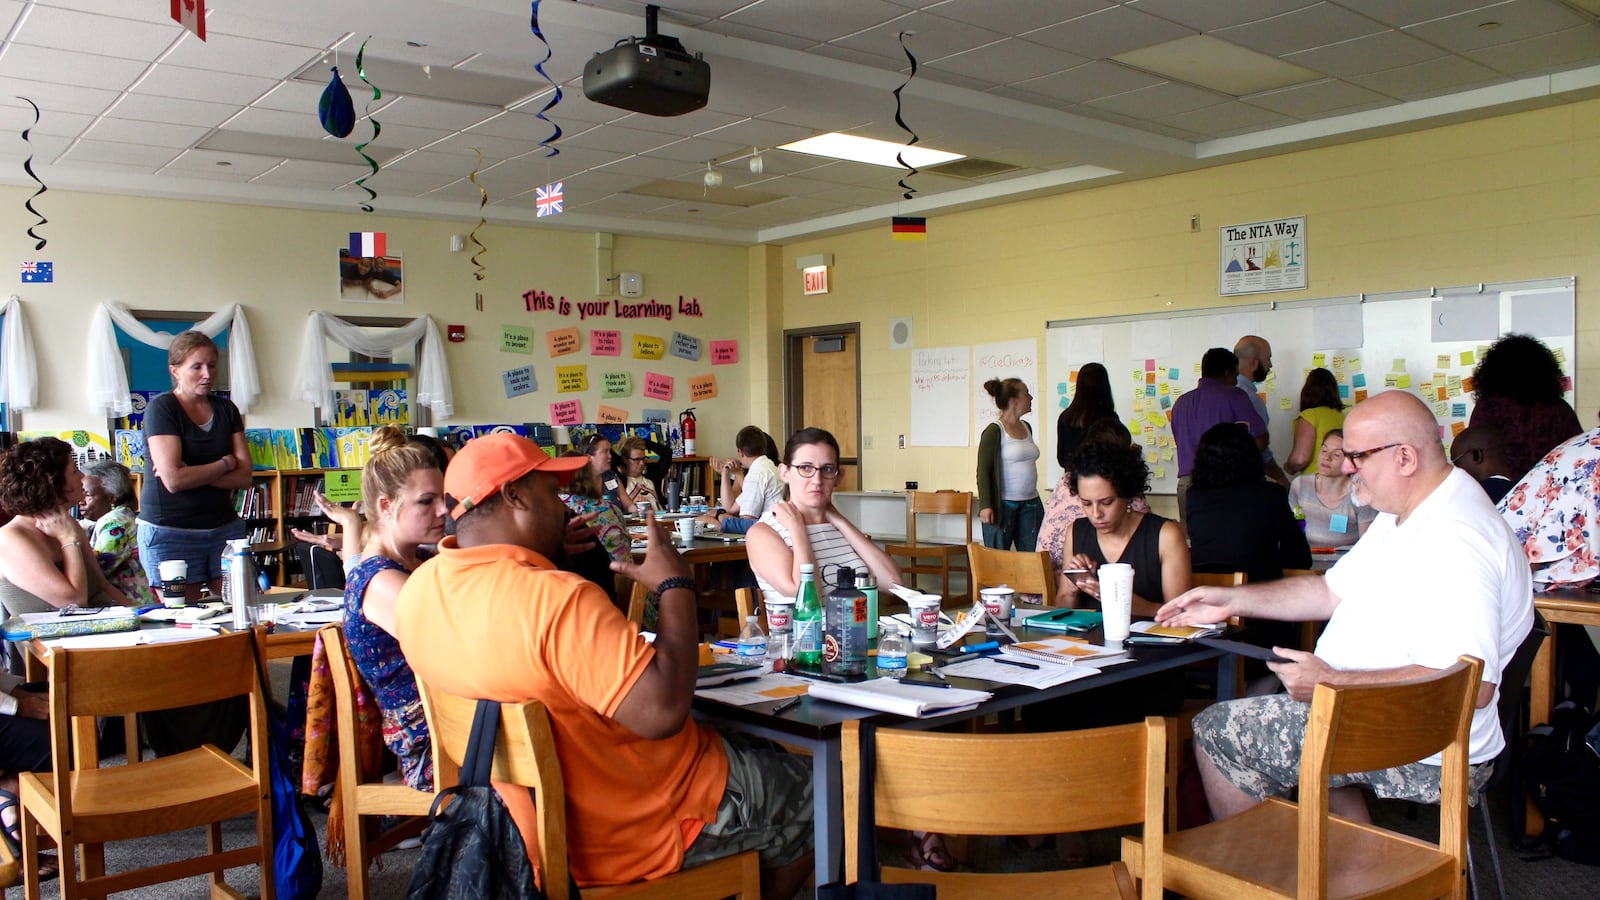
[0,789,60,886]
[906,830,959,873]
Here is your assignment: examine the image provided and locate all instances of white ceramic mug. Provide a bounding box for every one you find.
[1098,563,1134,643]
[675,518,696,542]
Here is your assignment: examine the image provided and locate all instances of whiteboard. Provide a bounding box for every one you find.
[910,346,969,447]
[1045,278,1575,494]
[972,338,1040,443]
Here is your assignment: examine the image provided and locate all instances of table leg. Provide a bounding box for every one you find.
[812,737,843,889]
[1525,627,1557,839]
[1218,652,1240,701]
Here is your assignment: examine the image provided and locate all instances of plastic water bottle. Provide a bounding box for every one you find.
[792,564,823,667]
[823,565,867,677]
[736,615,768,663]
[878,626,909,679]
[858,568,879,640]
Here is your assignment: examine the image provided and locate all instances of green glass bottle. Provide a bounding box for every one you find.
[792,563,823,667]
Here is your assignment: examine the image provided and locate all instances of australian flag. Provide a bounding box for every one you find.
[20,261,52,283]
[535,181,563,217]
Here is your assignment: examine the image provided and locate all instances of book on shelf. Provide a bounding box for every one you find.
[999,637,1126,666]
[806,678,992,718]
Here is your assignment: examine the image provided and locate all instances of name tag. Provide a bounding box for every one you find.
[1330,514,1350,533]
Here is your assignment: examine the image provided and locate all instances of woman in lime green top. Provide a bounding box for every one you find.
[1284,368,1345,475]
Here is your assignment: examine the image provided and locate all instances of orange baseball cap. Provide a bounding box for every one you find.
[445,433,588,520]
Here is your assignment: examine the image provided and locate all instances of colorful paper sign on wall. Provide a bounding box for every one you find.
[602,371,632,398]
[643,372,674,401]
[503,366,536,398]
[596,404,628,424]
[590,329,621,356]
[688,374,718,401]
[555,365,589,393]
[641,408,670,424]
[670,332,702,361]
[547,327,580,357]
[501,325,533,354]
[633,334,665,360]
[323,469,361,503]
[549,400,582,425]
[710,339,739,365]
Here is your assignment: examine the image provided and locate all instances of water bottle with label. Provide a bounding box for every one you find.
[792,564,823,667]
[823,565,867,677]
[736,615,768,662]
[877,625,909,679]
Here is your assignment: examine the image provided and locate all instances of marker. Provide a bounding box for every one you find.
[992,657,1039,670]
[771,697,802,714]
[961,641,1000,654]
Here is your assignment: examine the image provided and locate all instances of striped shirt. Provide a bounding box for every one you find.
[754,512,865,606]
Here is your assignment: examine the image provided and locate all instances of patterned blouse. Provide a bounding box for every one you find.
[90,505,156,607]
[343,553,433,791]
[559,492,630,562]
[1500,428,1600,589]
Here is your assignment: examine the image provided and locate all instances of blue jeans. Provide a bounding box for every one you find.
[137,518,249,590]
[981,496,1044,551]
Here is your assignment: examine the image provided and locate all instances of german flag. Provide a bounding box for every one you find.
[891,216,926,241]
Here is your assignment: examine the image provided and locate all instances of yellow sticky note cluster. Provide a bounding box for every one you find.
[1436,354,1451,368]
[1460,350,1475,366]
[1279,397,1293,410]
[1396,374,1412,388]
[1312,353,1326,367]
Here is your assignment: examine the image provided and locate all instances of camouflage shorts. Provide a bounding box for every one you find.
[1192,694,1494,805]
[680,732,814,871]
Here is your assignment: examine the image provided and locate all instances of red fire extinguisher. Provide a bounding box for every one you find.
[679,407,697,458]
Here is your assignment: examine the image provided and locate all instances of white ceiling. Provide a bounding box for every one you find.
[4,0,1600,244]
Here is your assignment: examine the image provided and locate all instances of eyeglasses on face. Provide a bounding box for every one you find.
[788,462,841,480]
[1343,442,1404,468]
[627,455,648,463]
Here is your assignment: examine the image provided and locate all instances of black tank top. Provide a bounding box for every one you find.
[1071,512,1169,604]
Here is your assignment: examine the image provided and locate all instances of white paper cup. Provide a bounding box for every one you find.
[675,518,696,542]
[980,586,1015,635]
[907,595,942,646]
[157,559,188,607]
[765,598,794,637]
[1098,563,1134,643]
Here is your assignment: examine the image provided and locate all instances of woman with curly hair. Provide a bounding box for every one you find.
[1187,422,1310,583]
[1469,333,1582,479]
[0,438,130,616]
[1060,439,1189,616]
[1284,367,1345,475]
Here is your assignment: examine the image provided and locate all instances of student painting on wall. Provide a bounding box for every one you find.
[1284,367,1346,476]
[697,426,783,535]
[1450,425,1516,504]
[1288,430,1374,550]
[1234,335,1290,487]
[1469,332,1581,481]
[976,378,1043,551]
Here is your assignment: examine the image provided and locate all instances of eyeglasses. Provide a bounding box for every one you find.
[789,462,841,480]
[1342,442,1404,469]
[627,456,647,463]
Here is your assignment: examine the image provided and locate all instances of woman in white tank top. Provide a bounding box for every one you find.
[976,378,1044,550]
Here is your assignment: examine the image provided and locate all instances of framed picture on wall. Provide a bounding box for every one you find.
[338,249,404,304]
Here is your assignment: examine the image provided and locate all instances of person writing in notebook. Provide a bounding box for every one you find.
[396,434,812,894]
[1157,391,1534,823]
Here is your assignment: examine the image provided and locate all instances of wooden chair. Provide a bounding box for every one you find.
[1127,655,1484,900]
[626,580,649,626]
[734,586,759,621]
[843,717,1164,899]
[419,681,761,899]
[320,625,438,899]
[966,543,1057,607]
[1189,570,1246,588]
[885,491,974,604]
[17,630,273,899]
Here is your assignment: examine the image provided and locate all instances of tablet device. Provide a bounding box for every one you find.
[1197,637,1290,663]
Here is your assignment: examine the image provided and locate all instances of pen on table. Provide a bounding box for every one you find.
[771,696,802,714]
[928,667,948,681]
[992,657,1039,670]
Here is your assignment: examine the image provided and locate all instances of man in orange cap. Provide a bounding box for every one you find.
[397,433,812,895]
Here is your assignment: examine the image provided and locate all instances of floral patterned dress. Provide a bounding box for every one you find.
[1500,428,1600,588]
[343,553,433,791]
[89,505,157,607]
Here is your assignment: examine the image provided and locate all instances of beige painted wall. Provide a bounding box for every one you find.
[777,99,1600,494]
[3,188,752,454]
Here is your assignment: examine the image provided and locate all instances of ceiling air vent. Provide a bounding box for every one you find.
[925,157,1022,179]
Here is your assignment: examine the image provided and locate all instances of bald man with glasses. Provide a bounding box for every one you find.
[1158,390,1534,824]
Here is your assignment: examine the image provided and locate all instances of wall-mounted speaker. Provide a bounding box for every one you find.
[888,317,913,350]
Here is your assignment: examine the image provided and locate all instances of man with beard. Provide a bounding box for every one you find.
[1234,334,1289,488]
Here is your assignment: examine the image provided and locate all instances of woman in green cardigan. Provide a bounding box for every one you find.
[976,378,1043,550]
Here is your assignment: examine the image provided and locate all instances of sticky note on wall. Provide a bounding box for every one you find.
[633,334,665,359]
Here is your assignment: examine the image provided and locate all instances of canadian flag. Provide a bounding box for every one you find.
[171,0,206,41]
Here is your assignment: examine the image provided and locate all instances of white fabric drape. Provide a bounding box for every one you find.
[0,296,39,413]
[86,302,260,416]
[296,311,453,419]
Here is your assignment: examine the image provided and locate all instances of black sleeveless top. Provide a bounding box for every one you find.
[1072,512,1169,604]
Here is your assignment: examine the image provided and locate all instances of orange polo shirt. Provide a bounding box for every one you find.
[396,538,728,886]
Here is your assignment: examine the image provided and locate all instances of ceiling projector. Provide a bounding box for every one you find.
[582,4,710,117]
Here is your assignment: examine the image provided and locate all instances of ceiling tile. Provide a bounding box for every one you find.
[83,118,210,148]
[1087,81,1230,119]
[562,122,684,154]
[563,192,680,214]
[696,117,818,148]
[925,0,1113,34]
[831,10,1008,63]
[640,136,751,163]
[592,154,701,178]
[35,0,182,22]
[1128,0,1319,32]
[531,90,634,126]
[383,149,481,176]
[14,5,180,61]
[0,131,70,164]
[204,9,343,46]
[1216,3,1388,57]
[1404,0,1589,51]
[216,106,340,140]
[1284,30,1446,78]
[61,139,180,168]
[135,65,279,106]
[0,77,119,116]
[926,38,1087,84]
[255,81,334,114]
[1014,60,1165,104]
[807,43,909,69]
[368,123,456,151]
[723,0,910,44]
[162,147,284,178]
[0,44,148,92]
[693,19,816,50]
[0,100,95,137]
[616,108,746,137]
[160,32,324,78]
[560,170,658,195]
[371,96,500,131]
[1156,100,1297,137]
[1469,23,1600,75]
[1241,77,1393,116]
[1349,54,1507,100]
[107,93,241,127]
[249,158,370,189]
[1027,5,1196,59]
[1332,0,1513,29]
[427,130,550,160]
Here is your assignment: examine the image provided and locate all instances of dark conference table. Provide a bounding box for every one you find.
[693,634,1234,884]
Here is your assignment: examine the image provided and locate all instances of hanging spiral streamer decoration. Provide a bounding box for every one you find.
[17,97,49,250]
[892,31,921,201]
[468,147,489,281]
[353,38,383,212]
[530,0,563,157]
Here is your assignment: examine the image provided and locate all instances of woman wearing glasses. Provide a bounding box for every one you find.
[614,436,661,509]
[1287,430,1374,549]
[581,434,637,515]
[747,428,900,610]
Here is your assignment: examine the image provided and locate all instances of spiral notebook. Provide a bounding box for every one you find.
[998,637,1125,666]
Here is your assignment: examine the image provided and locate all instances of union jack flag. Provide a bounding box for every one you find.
[535,181,563,217]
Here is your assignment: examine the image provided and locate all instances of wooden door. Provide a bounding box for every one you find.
[786,327,861,490]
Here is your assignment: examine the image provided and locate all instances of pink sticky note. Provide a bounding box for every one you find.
[590,329,621,356]
[643,372,674,401]
[688,373,717,401]
[549,399,582,425]
[1561,375,1573,392]
[710,339,739,365]
[1145,359,1156,372]
[597,404,628,424]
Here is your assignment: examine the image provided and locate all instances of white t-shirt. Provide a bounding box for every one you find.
[1320,467,1534,764]
[753,513,865,609]
[1000,428,1040,501]
[734,456,784,520]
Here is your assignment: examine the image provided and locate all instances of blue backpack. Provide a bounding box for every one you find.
[254,646,323,899]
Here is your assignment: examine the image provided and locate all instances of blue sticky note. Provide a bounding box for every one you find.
[1145,384,1156,396]
[1352,373,1367,388]
[1057,382,1067,394]
[1160,395,1171,409]
[1060,396,1070,408]
[1330,514,1350,533]
[1452,402,1467,417]
[1168,367,1180,380]
[1339,384,1350,399]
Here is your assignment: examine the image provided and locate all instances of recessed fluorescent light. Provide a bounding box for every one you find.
[778,133,963,168]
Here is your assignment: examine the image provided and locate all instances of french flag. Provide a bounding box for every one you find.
[349,231,386,257]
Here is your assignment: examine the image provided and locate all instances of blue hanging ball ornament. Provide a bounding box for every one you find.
[318,66,356,138]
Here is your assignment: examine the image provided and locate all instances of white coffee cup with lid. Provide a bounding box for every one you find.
[1098,563,1135,644]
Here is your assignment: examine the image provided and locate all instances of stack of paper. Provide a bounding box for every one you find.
[807,678,992,718]
[937,655,1101,689]
[1000,637,1125,666]
[695,672,812,706]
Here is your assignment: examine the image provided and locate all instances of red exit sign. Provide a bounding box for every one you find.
[802,265,829,295]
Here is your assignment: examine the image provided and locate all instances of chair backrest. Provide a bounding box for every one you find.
[417,679,572,900]
[905,490,972,545]
[966,542,1057,606]
[1487,613,1549,782]
[735,586,759,621]
[626,580,649,627]
[296,541,347,590]
[843,716,1165,897]
[319,624,444,792]
[1189,571,1246,587]
[1281,568,1323,578]
[1298,655,1483,898]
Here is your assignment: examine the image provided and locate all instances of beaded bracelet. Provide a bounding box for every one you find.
[653,576,697,597]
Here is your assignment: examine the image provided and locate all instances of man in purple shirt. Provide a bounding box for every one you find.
[1172,347,1267,521]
